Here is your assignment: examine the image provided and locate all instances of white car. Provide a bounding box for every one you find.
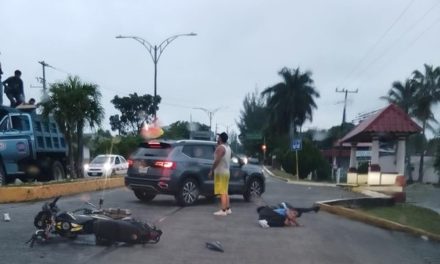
[84,154,128,177]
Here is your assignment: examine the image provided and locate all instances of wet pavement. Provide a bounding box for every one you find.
[406,183,440,214]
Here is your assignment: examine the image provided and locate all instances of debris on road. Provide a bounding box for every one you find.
[4,213,11,222]
[205,241,224,252]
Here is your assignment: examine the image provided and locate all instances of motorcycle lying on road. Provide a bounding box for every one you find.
[27,196,162,247]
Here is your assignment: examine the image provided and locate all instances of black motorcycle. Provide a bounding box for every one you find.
[27,196,162,247]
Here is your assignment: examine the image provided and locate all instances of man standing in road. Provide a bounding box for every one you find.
[209,132,232,216]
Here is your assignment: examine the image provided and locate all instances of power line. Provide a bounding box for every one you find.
[338,0,415,89]
[406,13,440,50]
[360,13,440,86]
[350,0,440,88]
[47,65,72,76]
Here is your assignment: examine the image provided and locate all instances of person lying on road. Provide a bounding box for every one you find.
[257,202,320,228]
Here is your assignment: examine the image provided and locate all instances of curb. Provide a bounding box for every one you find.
[263,167,288,182]
[263,166,337,187]
[0,177,125,203]
[316,202,440,242]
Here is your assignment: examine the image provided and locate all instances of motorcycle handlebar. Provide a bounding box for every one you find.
[50,196,61,207]
[47,196,61,212]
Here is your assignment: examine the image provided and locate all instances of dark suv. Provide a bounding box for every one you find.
[125,140,265,206]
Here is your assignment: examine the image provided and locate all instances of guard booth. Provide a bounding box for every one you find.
[338,104,421,188]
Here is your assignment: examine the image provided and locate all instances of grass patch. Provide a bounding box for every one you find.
[269,168,297,180]
[268,168,333,183]
[360,203,440,235]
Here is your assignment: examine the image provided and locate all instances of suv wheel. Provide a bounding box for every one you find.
[134,190,156,202]
[243,178,263,202]
[176,178,199,206]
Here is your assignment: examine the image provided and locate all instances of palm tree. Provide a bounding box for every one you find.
[381,79,419,182]
[412,64,440,182]
[41,76,104,178]
[261,67,319,139]
[73,82,105,177]
[381,79,417,114]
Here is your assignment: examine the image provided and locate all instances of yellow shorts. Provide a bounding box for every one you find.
[214,172,230,195]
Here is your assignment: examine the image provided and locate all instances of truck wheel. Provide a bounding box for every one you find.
[0,165,6,186]
[51,161,66,181]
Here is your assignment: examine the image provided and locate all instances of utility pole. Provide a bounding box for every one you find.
[38,61,52,93]
[334,88,357,184]
[193,107,221,132]
[336,88,358,125]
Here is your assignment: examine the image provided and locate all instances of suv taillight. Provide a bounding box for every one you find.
[154,161,176,169]
[127,159,134,168]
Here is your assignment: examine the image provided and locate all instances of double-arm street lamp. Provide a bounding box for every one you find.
[116,32,197,117]
[193,107,221,132]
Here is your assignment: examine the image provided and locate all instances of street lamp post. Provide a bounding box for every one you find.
[216,123,232,135]
[193,107,221,133]
[116,32,197,117]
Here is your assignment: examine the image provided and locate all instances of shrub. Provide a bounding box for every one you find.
[281,139,331,181]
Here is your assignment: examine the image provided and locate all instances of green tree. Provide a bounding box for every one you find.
[86,129,113,158]
[161,121,210,140]
[412,64,440,182]
[109,114,123,135]
[41,76,104,178]
[261,67,319,138]
[163,121,190,139]
[304,124,355,150]
[110,93,160,135]
[92,135,142,159]
[237,89,268,156]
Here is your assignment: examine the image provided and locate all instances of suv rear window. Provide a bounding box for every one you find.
[182,145,215,160]
[133,142,173,157]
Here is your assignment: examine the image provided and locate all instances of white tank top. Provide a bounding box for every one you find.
[214,144,231,174]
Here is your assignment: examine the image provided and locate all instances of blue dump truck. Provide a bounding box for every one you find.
[0,105,67,185]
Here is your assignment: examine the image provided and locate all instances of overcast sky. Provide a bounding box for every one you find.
[1,0,439,136]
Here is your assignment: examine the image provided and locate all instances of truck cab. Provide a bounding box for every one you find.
[0,105,67,185]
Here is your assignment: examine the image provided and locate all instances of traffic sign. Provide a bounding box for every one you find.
[292,139,302,151]
[246,132,262,140]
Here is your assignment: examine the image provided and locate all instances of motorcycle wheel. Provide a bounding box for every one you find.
[34,211,51,229]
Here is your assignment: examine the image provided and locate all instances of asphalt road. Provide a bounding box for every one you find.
[0,175,439,264]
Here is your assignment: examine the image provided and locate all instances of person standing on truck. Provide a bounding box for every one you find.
[3,70,25,107]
